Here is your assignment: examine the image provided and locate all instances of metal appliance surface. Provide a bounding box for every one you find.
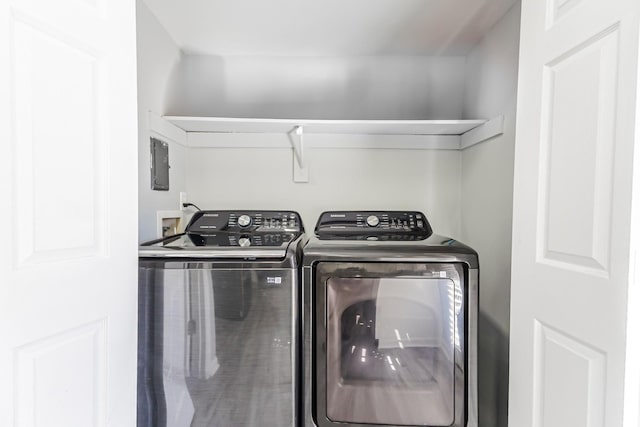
[303,211,478,427]
[138,210,306,427]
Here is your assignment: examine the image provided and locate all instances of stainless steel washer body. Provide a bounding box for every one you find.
[138,210,306,427]
[302,211,478,427]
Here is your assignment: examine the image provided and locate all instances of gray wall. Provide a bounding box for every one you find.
[136,0,470,242]
[461,3,521,426]
[185,142,463,237]
[167,52,469,236]
[164,52,470,238]
[136,1,185,241]
[167,55,466,120]
[463,0,520,336]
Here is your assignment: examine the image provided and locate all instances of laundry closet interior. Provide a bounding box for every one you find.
[136,0,521,425]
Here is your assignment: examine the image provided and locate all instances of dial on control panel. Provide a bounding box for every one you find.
[238,237,251,247]
[366,215,380,227]
[237,214,252,227]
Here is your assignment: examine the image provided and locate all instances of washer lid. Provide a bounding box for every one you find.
[139,209,305,258]
[138,233,299,258]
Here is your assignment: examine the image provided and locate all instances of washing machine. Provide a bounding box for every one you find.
[137,210,306,427]
[302,211,478,427]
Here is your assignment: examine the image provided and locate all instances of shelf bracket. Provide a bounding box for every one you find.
[289,125,309,182]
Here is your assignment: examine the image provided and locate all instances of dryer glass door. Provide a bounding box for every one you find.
[314,262,466,427]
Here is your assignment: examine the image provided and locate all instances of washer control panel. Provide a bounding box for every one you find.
[185,211,303,247]
[187,210,303,235]
[315,211,432,239]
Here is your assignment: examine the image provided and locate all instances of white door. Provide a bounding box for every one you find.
[0,0,138,426]
[509,0,640,425]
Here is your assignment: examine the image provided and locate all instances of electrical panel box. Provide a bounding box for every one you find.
[150,137,169,191]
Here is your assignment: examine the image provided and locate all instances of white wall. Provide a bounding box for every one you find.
[167,55,466,120]
[136,1,186,242]
[167,52,469,236]
[137,20,469,241]
[461,3,521,427]
[185,136,462,237]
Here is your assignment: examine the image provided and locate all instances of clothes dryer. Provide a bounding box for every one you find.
[302,211,478,427]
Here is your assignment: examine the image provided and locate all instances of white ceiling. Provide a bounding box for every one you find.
[142,0,518,56]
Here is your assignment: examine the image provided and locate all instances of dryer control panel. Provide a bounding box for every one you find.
[315,211,432,239]
[186,210,303,235]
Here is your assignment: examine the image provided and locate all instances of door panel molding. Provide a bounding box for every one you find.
[532,320,606,427]
[14,319,107,427]
[536,25,619,278]
[11,14,107,267]
[546,0,585,29]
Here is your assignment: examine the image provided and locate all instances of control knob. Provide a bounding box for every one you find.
[237,214,252,227]
[238,237,251,247]
[366,215,380,227]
